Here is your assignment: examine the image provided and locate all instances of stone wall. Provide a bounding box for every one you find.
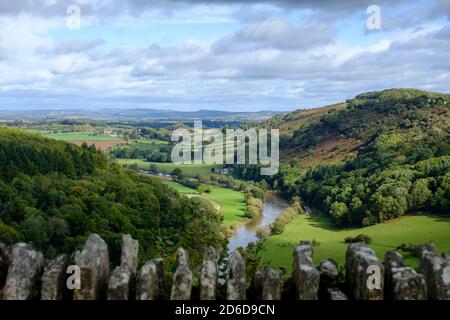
[0,234,448,300]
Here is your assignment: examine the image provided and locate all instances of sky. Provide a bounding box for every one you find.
[0,0,449,111]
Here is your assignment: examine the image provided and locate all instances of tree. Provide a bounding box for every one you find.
[149,163,158,173]
[171,168,184,180]
[197,184,209,194]
[0,223,19,244]
[330,202,348,225]
[20,214,49,250]
[408,179,432,209]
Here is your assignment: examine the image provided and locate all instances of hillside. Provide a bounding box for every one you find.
[272,89,449,166]
[0,127,223,264]
[236,89,450,227]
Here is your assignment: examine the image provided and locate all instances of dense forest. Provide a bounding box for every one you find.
[235,89,450,226]
[0,127,223,264]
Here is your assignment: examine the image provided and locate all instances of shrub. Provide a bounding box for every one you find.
[396,243,421,257]
[270,204,302,235]
[179,178,200,190]
[344,233,372,244]
[0,223,20,244]
[245,206,260,219]
[255,227,271,242]
[247,195,263,209]
[250,187,265,200]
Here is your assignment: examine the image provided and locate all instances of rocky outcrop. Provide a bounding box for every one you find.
[3,243,44,300]
[318,259,339,287]
[326,287,348,300]
[2,235,450,301]
[261,268,283,300]
[73,234,110,300]
[227,251,246,300]
[292,241,319,300]
[384,250,404,300]
[107,266,132,300]
[136,258,164,300]
[106,235,139,300]
[419,244,450,300]
[170,248,192,300]
[346,242,384,300]
[41,254,67,300]
[120,235,139,275]
[200,247,219,300]
[384,251,426,300]
[249,269,263,300]
[391,267,427,300]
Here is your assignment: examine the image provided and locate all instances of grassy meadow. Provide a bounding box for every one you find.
[117,158,221,176]
[259,213,450,274]
[165,181,247,225]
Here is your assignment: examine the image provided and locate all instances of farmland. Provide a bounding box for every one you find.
[43,132,126,150]
[117,158,221,177]
[43,132,122,141]
[165,181,247,226]
[259,213,450,274]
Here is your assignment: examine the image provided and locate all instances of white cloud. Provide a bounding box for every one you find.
[0,1,449,110]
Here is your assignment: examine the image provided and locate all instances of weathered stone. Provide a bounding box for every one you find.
[170,247,192,300]
[73,234,110,300]
[319,259,339,287]
[249,269,264,300]
[292,241,319,300]
[384,251,427,300]
[227,251,246,300]
[200,247,218,300]
[136,258,164,300]
[346,242,384,300]
[444,253,450,264]
[107,266,132,300]
[0,242,10,289]
[3,243,44,300]
[326,287,348,300]
[391,267,427,300]
[176,247,189,267]
[120,234,138,275]
[419,244,450,300]
[384,250,405,299]
[41,254,67,300]
[261,268,282,300]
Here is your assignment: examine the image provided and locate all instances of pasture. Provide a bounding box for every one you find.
[259,213,450,274]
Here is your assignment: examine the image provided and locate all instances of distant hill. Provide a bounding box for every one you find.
[0,127,222,263]
[0,108,282,123]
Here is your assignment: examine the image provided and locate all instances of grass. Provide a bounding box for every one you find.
[259,213,450,274]
[114,139,168,152]
[165,181,199,193]
[116,159,221,177]
[165,181,247,225]
[44,132,121,141]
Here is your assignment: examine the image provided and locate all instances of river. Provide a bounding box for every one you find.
[227,194,289,252]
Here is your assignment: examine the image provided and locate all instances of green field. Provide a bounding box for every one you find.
[44,132,121,141]
[165,181,246,225]
[259,213,450,273]
[114,139,168,152]
[117,159,221,176]
[166,181,200,194]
